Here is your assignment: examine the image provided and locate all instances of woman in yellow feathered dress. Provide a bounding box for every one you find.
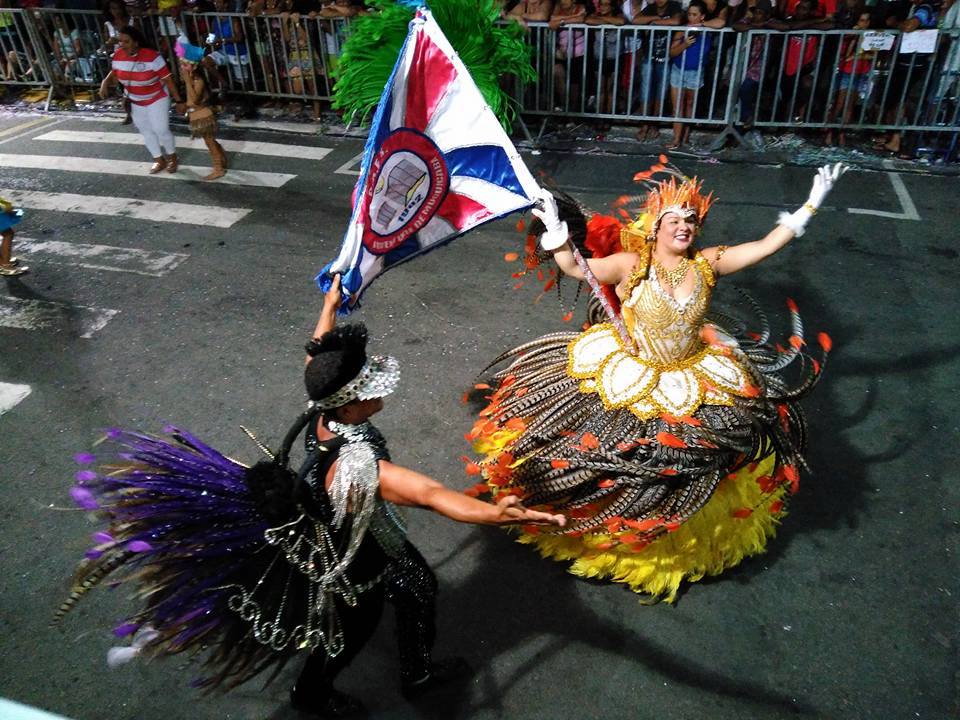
[469,163,847,602]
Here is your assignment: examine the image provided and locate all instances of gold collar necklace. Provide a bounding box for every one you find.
[652,255,690,288]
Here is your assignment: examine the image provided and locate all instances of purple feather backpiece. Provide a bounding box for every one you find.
[54,427,305,690]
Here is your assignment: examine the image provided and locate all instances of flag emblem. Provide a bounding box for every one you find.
[363,129,448,255]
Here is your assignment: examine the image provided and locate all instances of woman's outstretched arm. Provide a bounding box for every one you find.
[702,163,848,276]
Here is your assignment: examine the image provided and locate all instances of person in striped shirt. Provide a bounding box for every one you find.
[99,25,185,174]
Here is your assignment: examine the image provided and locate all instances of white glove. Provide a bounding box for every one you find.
[778,163,848,237]
[531,189,569,251]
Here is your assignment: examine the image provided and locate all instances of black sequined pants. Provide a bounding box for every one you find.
[296,541,437,695]
[385,541,438,684]
[295,584,386,698]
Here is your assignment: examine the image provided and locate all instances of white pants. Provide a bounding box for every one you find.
[131,96,176,158]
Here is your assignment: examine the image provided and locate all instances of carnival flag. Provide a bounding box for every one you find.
[317,7,541,311]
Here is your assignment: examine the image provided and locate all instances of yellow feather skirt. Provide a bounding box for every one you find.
[514,456,786,603]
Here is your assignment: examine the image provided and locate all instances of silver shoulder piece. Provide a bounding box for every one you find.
[329,440,380,530]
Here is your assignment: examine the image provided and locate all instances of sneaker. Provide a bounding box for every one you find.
[0,264,28,276]
[290,686,365,718]
[401,657,471,700]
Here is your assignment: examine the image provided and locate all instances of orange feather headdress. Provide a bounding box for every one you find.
[619,167,716,253]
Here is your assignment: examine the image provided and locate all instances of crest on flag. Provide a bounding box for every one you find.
[317,7,541,312]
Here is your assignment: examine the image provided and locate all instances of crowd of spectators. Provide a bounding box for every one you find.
[1,0,367,120]
[2,0,958,156]
[506,0,959,155]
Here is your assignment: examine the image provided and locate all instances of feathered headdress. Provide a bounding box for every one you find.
[619,168,716,253]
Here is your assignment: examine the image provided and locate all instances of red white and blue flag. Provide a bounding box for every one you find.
[317,8,541,311]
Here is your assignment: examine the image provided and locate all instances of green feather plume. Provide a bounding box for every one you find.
[333,0,535,130]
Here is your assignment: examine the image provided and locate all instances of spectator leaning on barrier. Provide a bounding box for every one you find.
[0,0,36,83]
[734,0,774,130]
[101,0,131,56]
[318,0,361,78]
[150,0,183,57]
[833,0,865,28]
[632,0,684,140]
[208,0,250,85]
[549,0,587,110]
[777,0,837,20]
[700,0,730,115]
[585,0,625,117]
[509,0,554,27]
[766,0,832,121]
[824,6,875,145]
[702,0,729,27]
[877,0,938,157]
[284,16,321,117]
[668,0,712,148]
[936,0,959,103]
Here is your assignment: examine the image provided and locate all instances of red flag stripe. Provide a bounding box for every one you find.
[436,192,492,229]
[403,32,457,131]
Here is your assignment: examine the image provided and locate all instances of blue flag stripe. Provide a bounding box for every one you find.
[444,145,525,196]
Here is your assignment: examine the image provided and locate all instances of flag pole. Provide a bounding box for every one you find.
[565,241,635,353]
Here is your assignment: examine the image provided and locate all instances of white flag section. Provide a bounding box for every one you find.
[316,8,541,311]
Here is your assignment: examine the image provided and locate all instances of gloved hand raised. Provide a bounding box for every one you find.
[531,189,569,251]
[778,163,849,237]
[806,162,848,210]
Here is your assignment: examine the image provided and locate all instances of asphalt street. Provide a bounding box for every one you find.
[0,111,956,720]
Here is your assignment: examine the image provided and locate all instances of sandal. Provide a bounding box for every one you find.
[0,264,27,277]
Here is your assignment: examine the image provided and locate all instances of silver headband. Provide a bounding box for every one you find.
[312,354,400,410]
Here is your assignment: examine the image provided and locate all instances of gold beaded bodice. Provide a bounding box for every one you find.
[620,251,715,366]
[566,248,753,420]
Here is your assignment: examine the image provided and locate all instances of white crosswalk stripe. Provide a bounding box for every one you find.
[0,296,119,338]
[0,188,251,228]
[34,130,334,161]
[0,382,32,417]
[16,236,188,277]
[335,152,363,176]
[0,154,296,188]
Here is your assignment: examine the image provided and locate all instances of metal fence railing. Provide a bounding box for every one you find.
[2,9,958,148]
[517,24,738,126]
[0,8,53,89]
[736,28,960,133]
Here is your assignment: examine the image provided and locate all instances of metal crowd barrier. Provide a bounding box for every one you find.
[0,8,53,89]
[736,28,960,133]
[518,23,737,127]
[6,8,349,110]
[3,8,959,146]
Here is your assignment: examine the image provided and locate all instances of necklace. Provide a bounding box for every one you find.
[653,256,690,288]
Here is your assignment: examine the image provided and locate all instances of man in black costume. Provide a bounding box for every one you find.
[290,275,565,717]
